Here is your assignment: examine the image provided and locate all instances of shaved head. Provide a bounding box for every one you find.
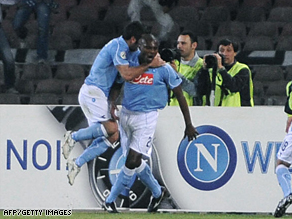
[139,34,159,47]
[138,34,159,64]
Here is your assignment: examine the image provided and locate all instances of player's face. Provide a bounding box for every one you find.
[129,40,139,52]
[140,40,158,64]
[218,44,236,65]
[128,36,141,51]
[177,35,196,61]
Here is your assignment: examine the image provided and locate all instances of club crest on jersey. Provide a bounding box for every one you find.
[120,51,126,59]
[132,73,153,85]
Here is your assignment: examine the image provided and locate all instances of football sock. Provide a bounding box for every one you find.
[276,164,292,197]
[106,166,135,203]
[71,123,108,141]
[75,137,109,167]
[136,160,161,198]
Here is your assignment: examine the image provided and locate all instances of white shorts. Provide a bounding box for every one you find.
[78,84,110,126]
[119,107,158,157]
[277,133,292,164]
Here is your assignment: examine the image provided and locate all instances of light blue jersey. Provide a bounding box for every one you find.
[122,63,182,112]
[85,36,140,97]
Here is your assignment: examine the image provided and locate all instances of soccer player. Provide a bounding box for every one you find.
[102,34,198,213]
[274,81,292,217]
[62,21,165,186]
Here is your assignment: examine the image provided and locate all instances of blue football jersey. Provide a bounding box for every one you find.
[85,36,140,97]
[122,63,182,112]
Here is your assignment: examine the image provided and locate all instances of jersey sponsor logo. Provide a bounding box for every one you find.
[131,73,153,85]
[177,125,237,191]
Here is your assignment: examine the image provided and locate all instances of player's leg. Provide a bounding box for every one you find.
[135,159,165,212]
[276,162,291,197]
[274,162,292,217]
[128,109,164,212]
[104,148,163,213]
[67,134,118,186]
[63,120,118,158]
[75,137,112,167]
[104,145,146,205]
[103,164,135,213]
[71,123,109,141]
[135,159,161,197]
[274,136,292,217]
[104,109,133,212]
[62,122,107,159]
[62,84,118,159]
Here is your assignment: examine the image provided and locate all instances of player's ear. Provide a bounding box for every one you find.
[130,36,137,44]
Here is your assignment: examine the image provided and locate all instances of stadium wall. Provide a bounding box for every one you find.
[0,105,288,213]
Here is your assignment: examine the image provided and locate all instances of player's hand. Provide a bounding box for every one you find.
[110,101,119,121]
[184,124,199,141]
[169,60,177,72]
[149,53,165,68]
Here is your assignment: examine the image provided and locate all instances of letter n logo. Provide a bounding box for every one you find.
[177,125,237,191]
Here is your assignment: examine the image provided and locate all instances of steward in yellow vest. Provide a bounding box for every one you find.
[197,38,254,107]
[168,31,204,106]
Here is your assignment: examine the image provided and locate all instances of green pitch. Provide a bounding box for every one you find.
[1,210,276,219]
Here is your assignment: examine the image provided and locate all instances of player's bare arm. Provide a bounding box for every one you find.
[286,116,292,133]
[117,54,165,81]
[108,82,123,120]
[172,85,199,141]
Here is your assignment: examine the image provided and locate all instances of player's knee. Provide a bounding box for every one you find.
[126,159,140,169]
[276,159,291,168]
[125,150,142,169]
[103,120,118,136]
[107,131,119,144]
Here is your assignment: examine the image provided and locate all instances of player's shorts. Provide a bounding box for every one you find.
[277,133,292,164]
[119,107,158,157]
[78,84,110,126]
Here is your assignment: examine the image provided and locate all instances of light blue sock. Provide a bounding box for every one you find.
[136,160,161,198]
[106,166,135,203]
[71,123,107,141]
[75,137,109,167]
[276,164,292,197]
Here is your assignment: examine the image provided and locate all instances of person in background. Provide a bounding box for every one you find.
[169,31,203,106]
[0,0,18,93]
[13,0,58,63]
[127,0,178,42]
[62,21,165,187]
[194,38,254,106]
[274,81,292,218]
[102,34,198,213]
